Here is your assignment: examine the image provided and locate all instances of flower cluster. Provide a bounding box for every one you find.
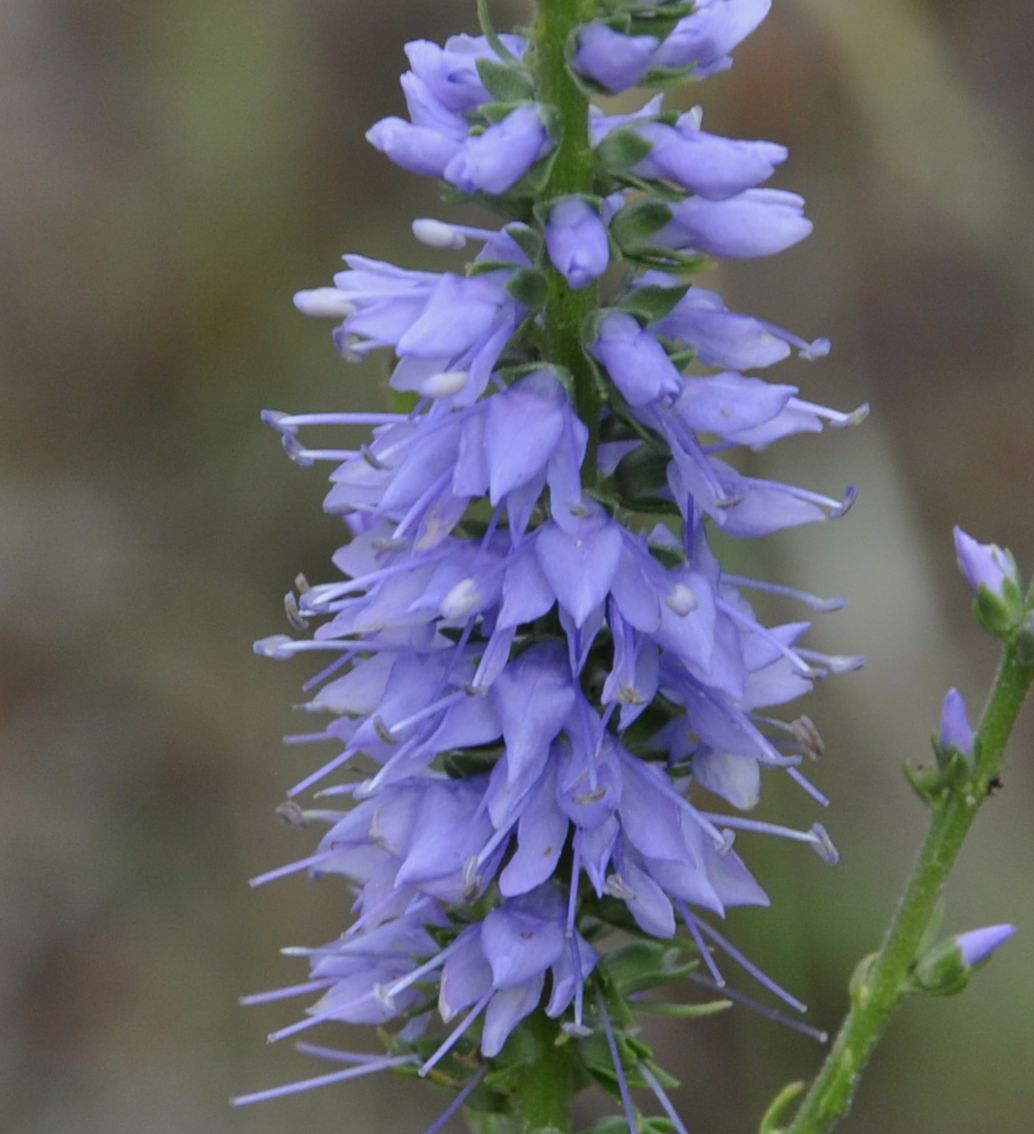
[242,2,862,1128]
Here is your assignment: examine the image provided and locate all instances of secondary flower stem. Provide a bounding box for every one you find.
[532,0,601,484]
[783,636,1034,1134]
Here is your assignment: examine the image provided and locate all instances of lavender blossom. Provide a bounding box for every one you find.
[573,23,659,93]
[245,7,860,1129]
[938,687,975,757]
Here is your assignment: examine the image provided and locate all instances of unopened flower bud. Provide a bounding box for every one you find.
[544,197,610,290]
[957,924,1017,968]
[937,687,974,758]
[953,526,1025,637]
[954,527,1018,598]
[915,924,1016,996]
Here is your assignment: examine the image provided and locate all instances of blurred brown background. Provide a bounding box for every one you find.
[2,1,1032,1132]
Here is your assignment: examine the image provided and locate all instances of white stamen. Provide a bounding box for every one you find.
[420,370,468,399]
[799,336,831,361]
[604,873,636,901]
[253,634,298,659]
[412,218,467,249]
[798,648,866,675]
[293,287,356,318]
[665,582,699,616]
[440,578,482,621]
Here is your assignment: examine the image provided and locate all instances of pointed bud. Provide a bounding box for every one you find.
[957,924,1017,968]
[937,688,974,758]
[953,526,1024,636]
[914,924,1016,995]
[954,527,1018,596]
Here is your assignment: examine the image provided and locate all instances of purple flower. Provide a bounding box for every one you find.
[365,117,463,179]
[573,23,659,93]
[438,887,597,1058]
[444,106,552,196]
[295,233,525,406]
[544,197,610,289]
[632,116,787,200]
[366,33,554,196]
[657,189,813,258]
[590,311,683,406]
[248,0,858,1123]
[650,280,830,369]
[652,0,771,75]
[405,34,526,115]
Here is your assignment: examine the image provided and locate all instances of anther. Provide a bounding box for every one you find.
[360,444,386,470]
[284,591,309,631]
[791,715,825,758]
[373,717,398,745]
[275,801,309,827]
[832,485,857,518]
[808,822,839,864]
[281,431,315,468]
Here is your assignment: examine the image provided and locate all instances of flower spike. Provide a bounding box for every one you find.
[246,4,858,1131]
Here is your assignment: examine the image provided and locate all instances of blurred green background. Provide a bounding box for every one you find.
[2,1,1032,1132]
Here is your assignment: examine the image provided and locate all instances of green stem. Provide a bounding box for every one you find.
[532,0,601,484]
[512,1011,572,1133]
[783,635,1034,1134]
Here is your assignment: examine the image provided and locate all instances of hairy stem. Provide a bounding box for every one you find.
[783,634,1034,1134]
[532,0,601,483]
[513,1011,573,1133]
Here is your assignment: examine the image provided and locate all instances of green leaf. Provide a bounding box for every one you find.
[614,445,671,500]
[443,750,501,779]
[476,58,536,103]
[641,64,697,89]
[503,223,543,262]
[596,125,655,172]
[618,248,708,274]
[603,940,695,996]
[589,1120,678,1134]
[618,695,685,756]
[506,268,549,309]
[480,100,530,125]
[636,998,733,1020]
[470,259,522,276]
[610,200,674,247]
[616,282,691,323]
[758,1079,807,1134]
[904,759,945,807]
